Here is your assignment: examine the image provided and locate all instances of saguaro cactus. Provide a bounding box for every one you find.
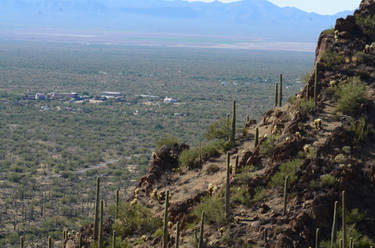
[225,153,230,218]
[112,231,116,248]
[233,155,239,176]
[315,228,320,248]
[163,190,170,248]
[283,175,288,216]
[314,63,318,106]
[176,221,180,248]
[94,177,101,241]
[198,211,205,248]
[199,142,203,168]
[48,236,52,248]
[231,100,236,143]
[279,74,283,107]
[115,189,119,221]
[275,83,279,107]
[20,236,24,248]
[342,191,347,248]
[255,128,259,147]
[98,200,104,248]
[330,201,338,248]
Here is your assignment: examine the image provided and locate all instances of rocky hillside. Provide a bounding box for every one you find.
[64,0,375,247]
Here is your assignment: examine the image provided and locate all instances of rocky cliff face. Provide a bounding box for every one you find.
[69,1,375,247]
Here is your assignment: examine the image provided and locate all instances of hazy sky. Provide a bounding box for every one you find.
[186,0,362,15]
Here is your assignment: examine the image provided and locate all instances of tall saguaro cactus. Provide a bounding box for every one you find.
[176,221,180,248]
[255,128,259,147]
[112,231,116,248]
[225,153,230,218]
[231,100,236,143]
[342,191,347,248]
[163,190,170,248]
[279,74,283,107]
[98,200,104,248]
[199,142,203,168]
[315,228,320,248]
[20,236,24,248]
[330,201,338,248]
[94,177,101,241]
[314,63,318,106]
[275,83,279,107]
[198,211,205,248]
[283,175,288,216]
[115,189,119,221]
[48,236,52,248]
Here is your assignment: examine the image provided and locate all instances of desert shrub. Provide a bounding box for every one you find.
[202,142,220,158]
[356,15,375,40]
[155,135,179,150]
[113,203,162,237]
[179,148,200,169]
[294,98,315,115]
[231,186,266,207]
[270,159,304,187]
[305,147,318,160]
[191,196,226,226]
[336,77,366,115]
[215,139,234,151]
[347,117,368,145]
[320,174,336,187]
[259,135,276,156]
[206,164,220,175]
[205,117,231,141]
[320,50,344,67]
[237,166,256,185]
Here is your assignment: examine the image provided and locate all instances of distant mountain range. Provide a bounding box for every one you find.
[0,0,353,42]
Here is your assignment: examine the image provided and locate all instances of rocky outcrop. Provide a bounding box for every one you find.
[138,143,189,191]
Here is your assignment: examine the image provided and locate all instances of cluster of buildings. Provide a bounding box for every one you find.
[25,91,126,102]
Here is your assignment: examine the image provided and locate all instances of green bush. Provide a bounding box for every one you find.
[321,50,344,67]
[336,77,366,115]
[356,15,375,40]
[270,159,304,187]
[179,148,200,169]
[294,98,315,115]
[232,186,266,207]
[202,143,220,158]
[191,196,226,226]
[113,203,162,237]
[205,117,231,141]
[320,174,336,187]
[323,28,335,36]
[155,135,179,150]
[259,135,276,156]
